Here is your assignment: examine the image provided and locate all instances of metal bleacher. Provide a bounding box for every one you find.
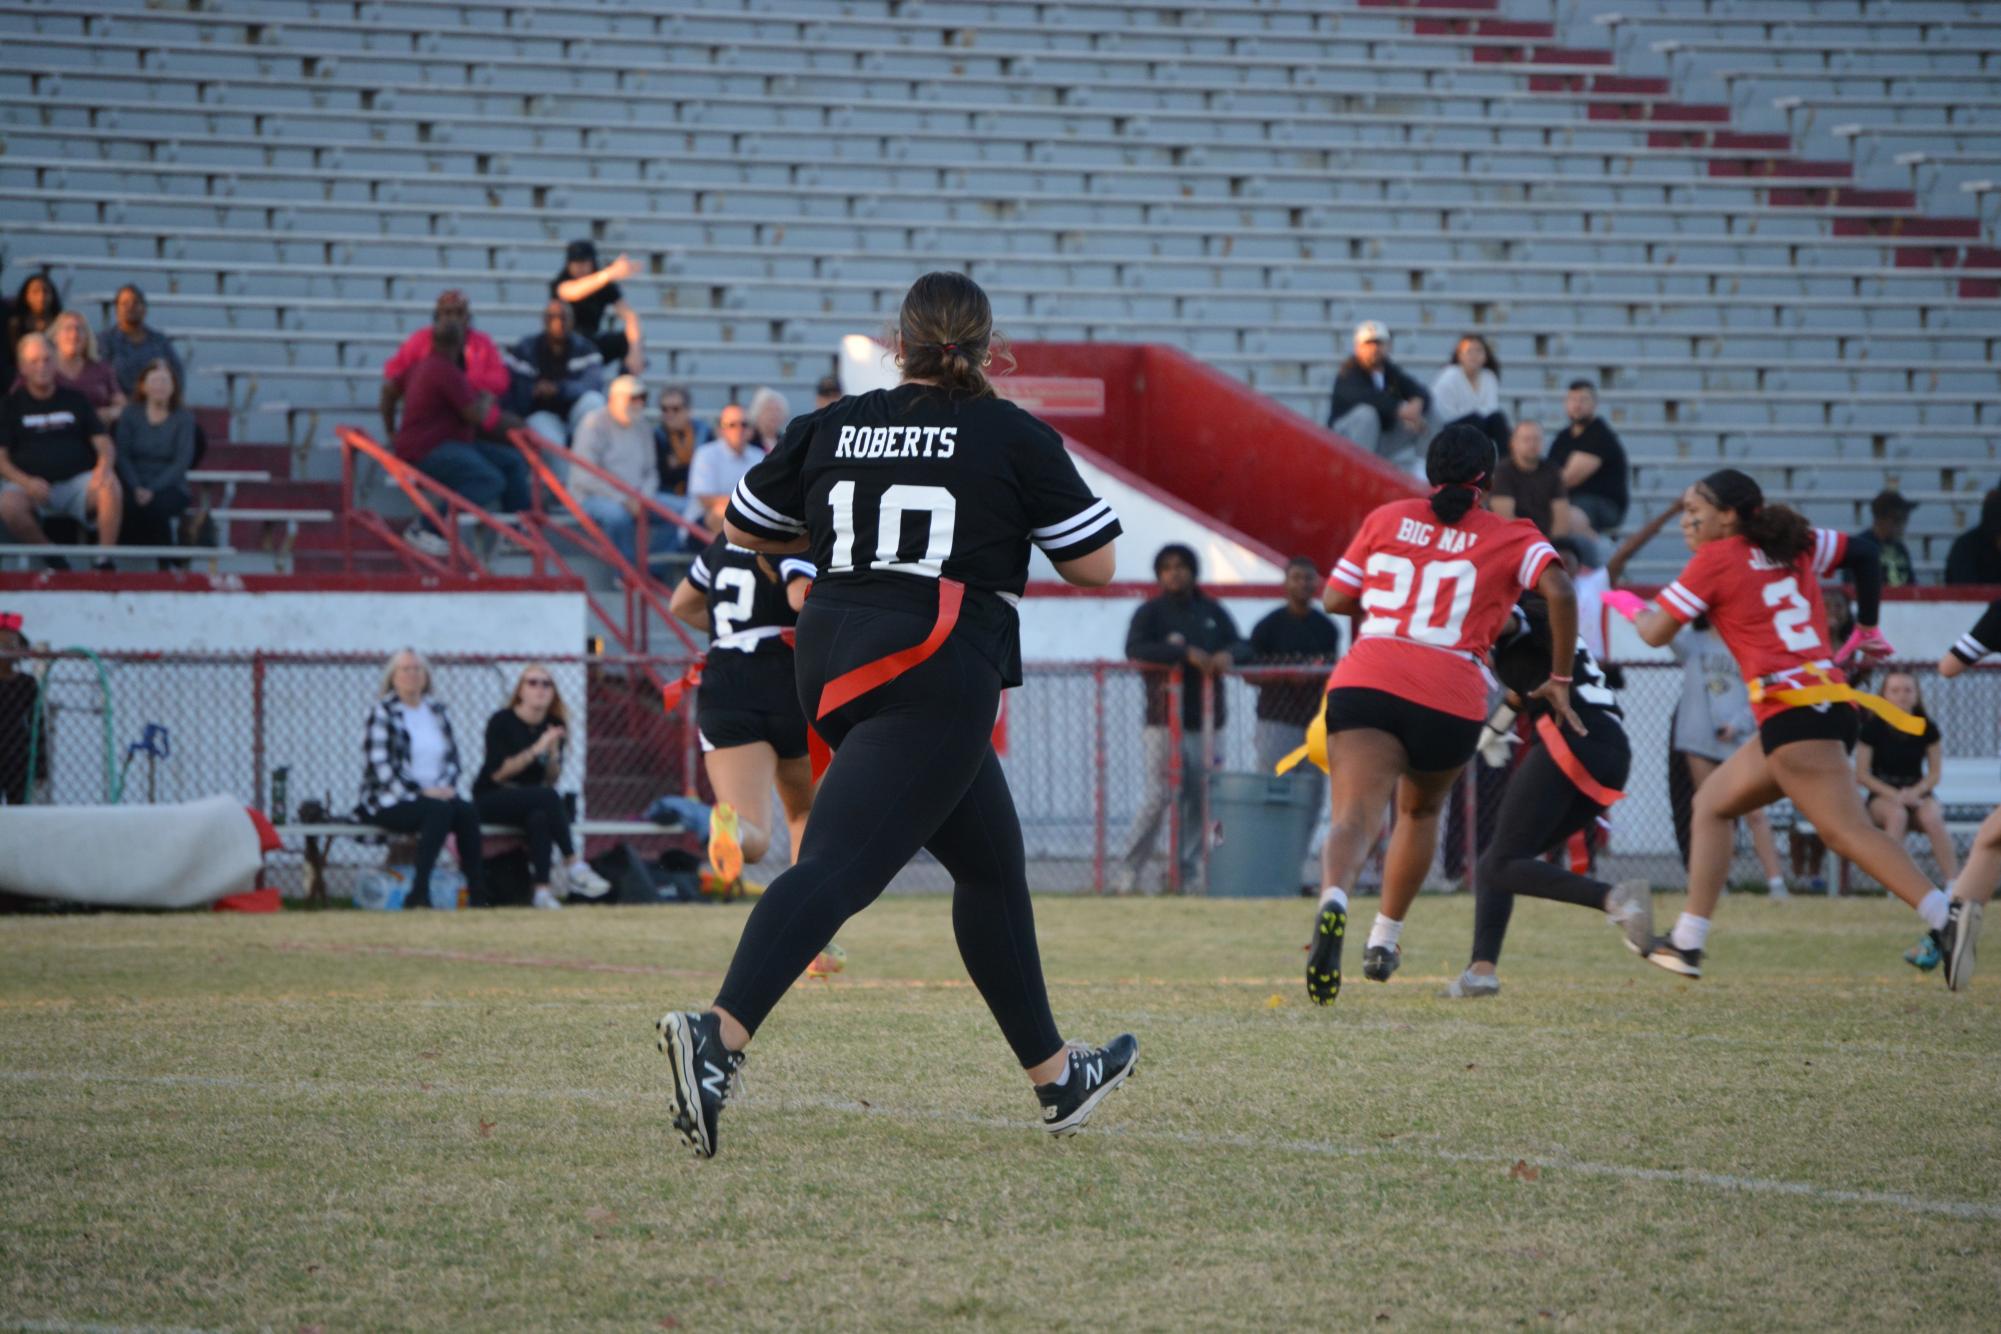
[0,0,1995,582]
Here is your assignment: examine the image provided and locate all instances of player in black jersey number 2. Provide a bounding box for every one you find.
[655,273,1139,1156]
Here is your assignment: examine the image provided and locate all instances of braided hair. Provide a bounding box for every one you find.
[1425,423,1498,524]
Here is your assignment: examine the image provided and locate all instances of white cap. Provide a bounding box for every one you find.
[1353,320,1389,346]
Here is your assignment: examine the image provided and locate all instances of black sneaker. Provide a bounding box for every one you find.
[1306,899,1346,1005]
[656,1009,745,1159]
[1645,936,1704,979]
[1035,1034,1139,1136]
[1940,899,1982,993]
[1362,943,1401,983]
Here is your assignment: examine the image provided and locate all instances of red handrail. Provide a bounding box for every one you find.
[333,426,689,682]
[507,427,702,656]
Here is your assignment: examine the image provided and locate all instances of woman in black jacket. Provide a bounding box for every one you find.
[473,663,612,908]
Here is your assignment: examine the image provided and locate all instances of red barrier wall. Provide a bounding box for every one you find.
[1005,342,1421,568]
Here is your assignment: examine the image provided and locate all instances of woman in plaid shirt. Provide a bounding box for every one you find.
[357,648,484,908]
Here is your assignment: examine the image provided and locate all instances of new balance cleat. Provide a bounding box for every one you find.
[1940,899,1981,993]
[656,1009,745,1159]
[1442,969,1500,999]
[1645,936,1703,979]
[1362,944,1401,983]
[1605,879,1654,956]
[1035,1034,1139,1136]
[708,802,744,884]
[1306,900,1346,1005]
[1904,934,1942,973]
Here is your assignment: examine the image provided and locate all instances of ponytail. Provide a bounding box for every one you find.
[1699,468,1813,565]
[1429,484,1480,525]
[894,271,1015,400]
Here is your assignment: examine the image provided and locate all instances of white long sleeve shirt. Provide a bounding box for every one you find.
[1430,365,1501,424]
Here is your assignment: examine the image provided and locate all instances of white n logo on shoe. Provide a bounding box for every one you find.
[700,1059,729,1101]
[1082,1058,1104,1090]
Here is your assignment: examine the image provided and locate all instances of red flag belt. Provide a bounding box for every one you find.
[815,578,965,720]
[1534,715,1626,808]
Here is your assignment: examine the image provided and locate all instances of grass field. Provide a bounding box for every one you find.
[2,893,1997,1331]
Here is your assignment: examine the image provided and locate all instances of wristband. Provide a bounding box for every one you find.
[1547,674,1573,684]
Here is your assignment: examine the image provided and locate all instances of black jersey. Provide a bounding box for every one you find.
[1949,597,2001,667]
[1492,606,1630,791]
[724,384,1121,685]
[688,537,814,658]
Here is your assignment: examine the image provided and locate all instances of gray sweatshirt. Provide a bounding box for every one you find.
[114,406,197,495]
[567,406,657,504]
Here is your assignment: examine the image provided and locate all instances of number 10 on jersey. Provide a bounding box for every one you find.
[828,481,957,578]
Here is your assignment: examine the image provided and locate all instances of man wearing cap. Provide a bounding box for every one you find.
[552,241,645,376]
[1854,489,1917,588]
[380,290,508,441]
[1327,321,1433,465]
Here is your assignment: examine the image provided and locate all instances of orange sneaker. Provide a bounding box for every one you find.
[708,802,743,884]
[806,943,847,979]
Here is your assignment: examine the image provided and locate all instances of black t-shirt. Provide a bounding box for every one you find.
[1,384,104,482]
[725,385,1121,686]
[552,272,621,337]
[1860,713,1939,789]
[475,708,564,794]
[1491,457,1566,538]
[1548,417,1628,515]
[1949,597,2001,666]
[689,536,814,665]
[1248,605,1341,725]
[1851,528,1914,587]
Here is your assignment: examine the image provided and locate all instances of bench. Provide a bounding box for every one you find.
[1773,754,2001,894]
[277,817,690,905]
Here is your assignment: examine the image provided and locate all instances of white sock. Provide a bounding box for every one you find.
[1046,1058,1072,1087]
[1671,912,1710,952]
[1918,889,1951,932]
[1367,914,1404,951]
[1319,884,1348,912]
[1767,876,1788,895]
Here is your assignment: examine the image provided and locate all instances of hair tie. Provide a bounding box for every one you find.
[1431,478,1488,496]
[942,342,959,354]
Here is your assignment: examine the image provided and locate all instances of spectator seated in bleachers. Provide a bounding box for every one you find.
[1853,489,1917,589]
[684,402,765,544]
[356,648,486,910]
[1857,672,1958,887]
[99,285,185,398]
[1114,543,1249,894]
[552,240,645,376]
[1944,488,2001,587]
[3,273,61,362]
[380,289,507,443]
[652,382,712,504]
[503,300,608,448]
[570,375,680,569]
[1430,334,1508,452]
[29,312,127,427]
[113,359,197,555]
[392,316,528,556]
[1488,420,1570,542]
[473,664,610,910]
[745,385,791,455]
[813,373,842,410]
[1548,380,1629,547]
[1327,320,1432,467]
[1,334,122,571]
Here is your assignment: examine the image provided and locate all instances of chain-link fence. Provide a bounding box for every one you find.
[3,648,1995,900]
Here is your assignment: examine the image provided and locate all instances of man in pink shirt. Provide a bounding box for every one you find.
[379,290,507,441]
[391,317,527,556]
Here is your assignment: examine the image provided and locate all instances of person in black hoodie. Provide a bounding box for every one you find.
[1326,320,1433,465]
[1114,543,1249,892]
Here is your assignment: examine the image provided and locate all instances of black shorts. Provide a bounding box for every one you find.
[1324,686,1484,773]
[1758,703,1859,755]
[697,650,809,759]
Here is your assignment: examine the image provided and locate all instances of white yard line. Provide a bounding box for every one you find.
[7,1067,1998,1223]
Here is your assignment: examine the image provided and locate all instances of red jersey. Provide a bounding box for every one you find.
[1326,499,1559,721]
[1657,528,1847,722]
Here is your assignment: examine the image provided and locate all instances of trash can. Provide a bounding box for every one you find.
[1205,770,1320,897]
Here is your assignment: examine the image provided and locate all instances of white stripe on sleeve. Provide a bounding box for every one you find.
[1518,541,1558,590]
[1330,559,1365,590]
[731,479,804,533]
[1812,527,1841,576]
[779,557,817,582]
[1659,582,1705,620]
[1031,499,1116,548]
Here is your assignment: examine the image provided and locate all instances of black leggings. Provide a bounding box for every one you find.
[712,600,1064,1068]
[369,795,487,908]
[474,785,575,882]
[1470,744,1611,967]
